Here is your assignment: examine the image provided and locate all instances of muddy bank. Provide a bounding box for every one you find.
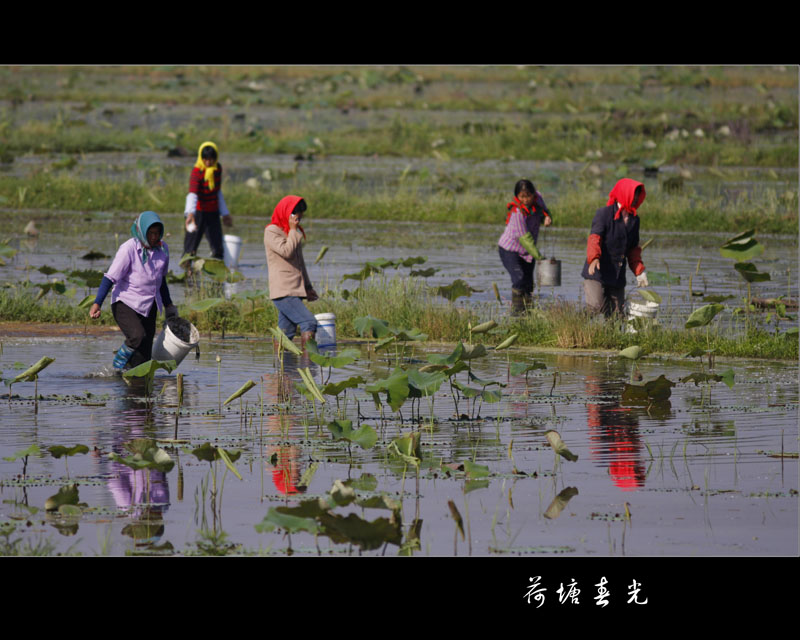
[0,321,120,339]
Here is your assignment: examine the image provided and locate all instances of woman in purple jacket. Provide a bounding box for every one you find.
[89,211,179,371]
[497,179,553,314]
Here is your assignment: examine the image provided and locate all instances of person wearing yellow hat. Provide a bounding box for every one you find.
[183,141,233,260]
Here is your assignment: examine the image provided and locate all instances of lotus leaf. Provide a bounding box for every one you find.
[685,303,725,328]
[734,262,771,283]
[434,279,481,302]
[5,356,55,386]
[269,326,303,355]
[509,361,547,376]
[619,346,643,360]
[223,380,257,405]
[321,375,365,397]
[45,484,80,511]
[305,339,360,368]
[471,320,497,334]
[495,333,519,350]
[48,444,89,459]
[365,368,409,412]
[719,229,765,261]
[545,430,579,462]
[188,297,224,313]
[353,315,391,339]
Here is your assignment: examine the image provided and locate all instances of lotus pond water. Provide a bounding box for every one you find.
[0,326,796,556]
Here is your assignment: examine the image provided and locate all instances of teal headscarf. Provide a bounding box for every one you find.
[130,211,167,264]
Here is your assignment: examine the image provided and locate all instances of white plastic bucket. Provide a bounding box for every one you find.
[626,300,659,334]
[152,320,200,367]
[629,300,659,319]
[315,313,336,347]
[223,234,242,269]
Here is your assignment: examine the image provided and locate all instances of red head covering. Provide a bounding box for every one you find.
[269,195,306,239]
[505,196,536,225]
[607,179,646,220]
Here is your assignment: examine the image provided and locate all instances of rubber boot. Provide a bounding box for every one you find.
[522,291,533,311]
[113,343,134,371]
[511,289,526,316]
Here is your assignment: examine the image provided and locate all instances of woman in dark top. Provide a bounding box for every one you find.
[581,178,649,316]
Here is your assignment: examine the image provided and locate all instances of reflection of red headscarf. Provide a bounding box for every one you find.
[607,179,646,220]
[269,195,306,239]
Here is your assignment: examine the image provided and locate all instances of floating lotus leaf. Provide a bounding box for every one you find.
[317,512,403,550]
[0,244,18,260]
[255,507,321,535]
[38,265,60,275]
[680,370,734,388]
[410,267,439,278]
[544,430,579,462]
[646,271,681,285]
[81,250,109,260]
[685,303,725,328]
[702,294,735,303]
[434,279,481,302]
[68,269,104,287]
[399,256,427,267]
[109,439,175,473]
[636,289,662,304]
[622,375,676,403]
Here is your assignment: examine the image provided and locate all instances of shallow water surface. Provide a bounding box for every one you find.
[0,332,796,556]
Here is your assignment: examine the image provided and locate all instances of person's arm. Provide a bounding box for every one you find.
[89,276,114,318]
[160,278,179,317]
[586,210,605,275]
[218,190,233,226]
[537,192,553,226]
[627,222,647,285]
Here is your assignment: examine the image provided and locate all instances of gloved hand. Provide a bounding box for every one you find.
[518,233,545,261]
[165,304,179,319]
[636,271,649,288]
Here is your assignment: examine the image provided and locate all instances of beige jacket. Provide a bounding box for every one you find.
[264,225,313,299]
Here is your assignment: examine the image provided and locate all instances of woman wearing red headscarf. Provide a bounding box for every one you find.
[264,195,318,347]
[581,178,649,316]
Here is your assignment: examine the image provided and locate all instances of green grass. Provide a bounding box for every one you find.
[1,174,796,235]
[2,277,796,361]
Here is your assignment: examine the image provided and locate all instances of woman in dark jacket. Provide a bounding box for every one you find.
[581,178,649,316]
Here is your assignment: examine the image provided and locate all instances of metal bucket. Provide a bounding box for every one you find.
[537,258,562,287]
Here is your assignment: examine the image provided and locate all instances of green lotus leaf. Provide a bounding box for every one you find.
[223,379,257,405]
[463,460,490,478]
[685,303,725,328]
[509,361,547,376]
[545,430,579,462]
[387,431,422,465]
[188,297,225,313]
[460,343,487,361]
[619,346,643,360]
[269,326,303,355]
[434,279,481,302]
[321,375,365,397]
[45,484,79,511]
[314,245,329,264]
[364,368,409,412]
[719,229,765,261]
[3,443,41,462]
[637,289,662,304]
[48,444,89,459]
[495,333,519,350]
[407,368,447,396]
[255,508,321,535]
[6,356,55,386]
[298,367,326,404]
[353,315,391,339]
[305,340,360,368]
[471,320,497,334]
[734,262,771,283]
[427,342,464,366]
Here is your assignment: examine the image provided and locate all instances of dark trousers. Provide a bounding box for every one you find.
[184,210,224,259]
[499,246,535,294]
[112,301,157,368]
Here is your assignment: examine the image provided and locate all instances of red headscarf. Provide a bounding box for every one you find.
[607,179,646,220]
[505,196,536,225]
[269,195,306,239]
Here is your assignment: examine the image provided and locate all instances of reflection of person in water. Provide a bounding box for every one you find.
[585,375,646,491]
[262,370,310,496]
[105,397,171,546]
